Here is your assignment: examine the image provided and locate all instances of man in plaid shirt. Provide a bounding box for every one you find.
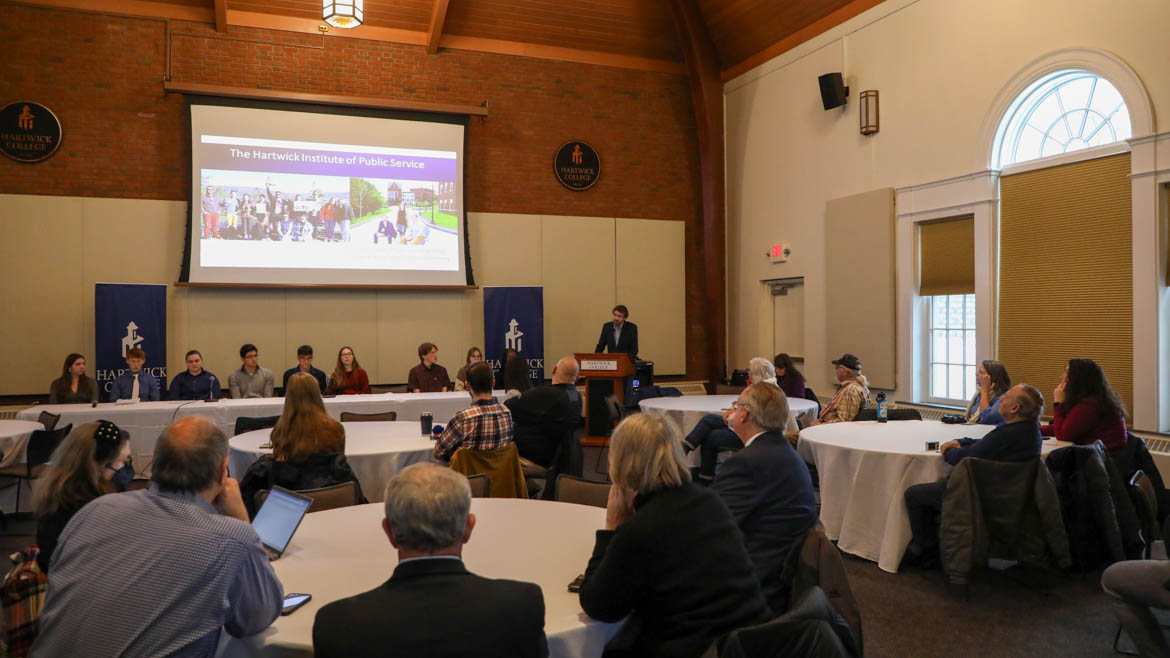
[434,361,514,461]
[811,353,871,425]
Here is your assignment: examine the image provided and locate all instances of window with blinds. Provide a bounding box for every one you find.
[919,216,974,296]
[998,152,1132,416]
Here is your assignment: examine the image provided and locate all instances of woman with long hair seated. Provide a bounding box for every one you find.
[1041,357,1127,453]
[501,353,531,401]
[773,353,806,400]
[578,414,770,658]
[49,353,99,404]
[454,347,483,392]
[327,345,370,395]
[239,372,365,518]
[966,360,1012,425]
[34,421,131,572]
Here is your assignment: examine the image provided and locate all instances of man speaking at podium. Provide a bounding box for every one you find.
[595,305,638,361]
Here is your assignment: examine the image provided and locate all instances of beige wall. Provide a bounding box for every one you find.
[725,0,1170,400]
[0,197,685,396]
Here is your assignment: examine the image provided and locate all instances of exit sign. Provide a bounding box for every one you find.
[770,243,790,263]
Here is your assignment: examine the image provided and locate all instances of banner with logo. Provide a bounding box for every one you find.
[95,283,167,397]
[483,286,544,387]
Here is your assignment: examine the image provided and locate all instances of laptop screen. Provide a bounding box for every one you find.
[252,486,312,554]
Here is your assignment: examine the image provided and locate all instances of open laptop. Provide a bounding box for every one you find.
[251,485,313,561]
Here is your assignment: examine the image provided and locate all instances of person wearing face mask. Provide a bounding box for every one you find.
[108,348,161,402]
[33,421,133,573]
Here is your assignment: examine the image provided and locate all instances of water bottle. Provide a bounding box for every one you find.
[876,392,888,423]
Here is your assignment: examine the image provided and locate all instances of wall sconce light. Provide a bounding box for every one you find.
[324,0,364,29]
[860,90,879,135]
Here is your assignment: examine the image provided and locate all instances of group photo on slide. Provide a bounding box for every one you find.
[199,170,354,243]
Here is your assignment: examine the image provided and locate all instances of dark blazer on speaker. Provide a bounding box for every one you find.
[312,557,548,658]
[595,321,638,360]
[712,431,818,614]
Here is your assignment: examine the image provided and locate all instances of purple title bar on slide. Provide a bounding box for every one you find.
[201,143,456,182]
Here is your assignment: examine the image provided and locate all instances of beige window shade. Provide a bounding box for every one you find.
[919,216,975,296]
[998,152,1132,416]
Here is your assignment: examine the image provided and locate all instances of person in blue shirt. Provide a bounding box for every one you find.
[168,350,221,400]
[965,359,1011,425]
[282,344,328,395]
[108,347,160,402]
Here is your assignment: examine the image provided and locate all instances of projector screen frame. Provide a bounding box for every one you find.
[179,95,476,290]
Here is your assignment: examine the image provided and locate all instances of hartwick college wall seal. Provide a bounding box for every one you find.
[554,141,600,191]
[0,101,63,163]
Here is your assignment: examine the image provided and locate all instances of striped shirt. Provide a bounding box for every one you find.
[31,486,283,658]
[434,398,514,460]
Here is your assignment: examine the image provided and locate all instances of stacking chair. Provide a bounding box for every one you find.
[555,474,609,508]
[37,411,60,431]
[254,481,360,513]
[234,415,280,436]
[449,443,528,499]
[466,473,492,498]
[0,424,73,522]
[339,411,397,422]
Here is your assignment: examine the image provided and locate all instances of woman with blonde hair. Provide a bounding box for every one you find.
[240,372,364,517]
[34,421,131,572]
[578,414,770,657]
[327,346,370,395]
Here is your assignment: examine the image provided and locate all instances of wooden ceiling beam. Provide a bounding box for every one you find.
[11,0,213,22]
[425,0,450,54]
[213,0,227,32]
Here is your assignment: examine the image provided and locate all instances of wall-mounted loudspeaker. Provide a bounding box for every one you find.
[818,73,849,110]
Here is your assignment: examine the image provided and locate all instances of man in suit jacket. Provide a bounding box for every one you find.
[902,383,1045,568]
[595,304,638,360]
[713,382,817,613]
[313,463,548,658]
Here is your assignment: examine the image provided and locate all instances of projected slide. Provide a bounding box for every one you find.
[186,102,469,287]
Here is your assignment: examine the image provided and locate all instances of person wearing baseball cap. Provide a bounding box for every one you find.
[811,353,871,425]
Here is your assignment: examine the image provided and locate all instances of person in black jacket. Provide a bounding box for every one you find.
[313,463,547,658]
[595,305,638,360]
[713,383,817,614]
[903,383,1045,567]
[506,355,582,468]
[578,413,770,658]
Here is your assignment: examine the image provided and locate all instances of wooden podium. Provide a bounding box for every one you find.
[574,352,635,441]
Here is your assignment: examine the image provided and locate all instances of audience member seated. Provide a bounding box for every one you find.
[312,463,548,657]
[283,344,328,395]
[33,421,131,573]
[240,372,358,518]
[501,353,531,401]
[30,417,283,657]
[903,384,1044,568]
[506,355,582,469]
[773,353,806,400]
[578,414,771,658]
[1040,357,1127,453]
[434,362,512,462]
[1101,559,1170,658]
[454,346,483,392]
[966,359,1011,425]
[713,383,818,613]
[107,347,160,402]
[409,341,452,393]
[49,353,98,404]
[811,353,871,425]
[168,349,221,400]
[327,345,370,395]
[229,343,274,399]
[685,357,781,483]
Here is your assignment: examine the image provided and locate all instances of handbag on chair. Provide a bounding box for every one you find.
[0,546,47,657]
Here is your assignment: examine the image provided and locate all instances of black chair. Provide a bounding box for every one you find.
[706,586,857,658]
[853,407,921,422]
[1128,471,1165,559]
[521,429,577,501]
[803,387,821,417]
[233,415,281,436]
[339,411,397,422]
[604,394,626,431]
[0,423,73,521]
[466,473,491,498]
[37,411,60,431]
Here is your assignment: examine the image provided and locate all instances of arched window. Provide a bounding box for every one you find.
[994,70,1130,168]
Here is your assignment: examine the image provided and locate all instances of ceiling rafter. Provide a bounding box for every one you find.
[425,0,450,54]
[213,0,227,32]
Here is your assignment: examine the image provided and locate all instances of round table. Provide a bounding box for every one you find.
[216,499,622,658]
[638,395,819,436]
[0,420,45,469]
[228,422,436,503]
[797,420,1067,573]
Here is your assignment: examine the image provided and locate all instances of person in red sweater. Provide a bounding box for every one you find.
[1040,357,1127,452]
[327,346,371,395]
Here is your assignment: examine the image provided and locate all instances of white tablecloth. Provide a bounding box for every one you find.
[797,420,1068,573]
[228,422,436,502]
[217,499,622,658]
[0,420,45,468]
[16,392,494,474]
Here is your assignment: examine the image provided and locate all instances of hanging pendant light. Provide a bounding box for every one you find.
[323,0,364,29]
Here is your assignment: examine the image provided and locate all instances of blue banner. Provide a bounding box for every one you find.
[484,286,544,387]
[95,284,167,397]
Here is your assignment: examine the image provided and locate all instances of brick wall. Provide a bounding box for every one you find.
[0,5,713,380]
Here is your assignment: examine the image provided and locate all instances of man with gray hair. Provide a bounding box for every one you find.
[32,417,283,657]
[902,383,1045,568]
[313,463,548,657]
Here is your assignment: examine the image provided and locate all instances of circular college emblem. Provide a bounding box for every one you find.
[0,101,63,163]
[554,141,600,191]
